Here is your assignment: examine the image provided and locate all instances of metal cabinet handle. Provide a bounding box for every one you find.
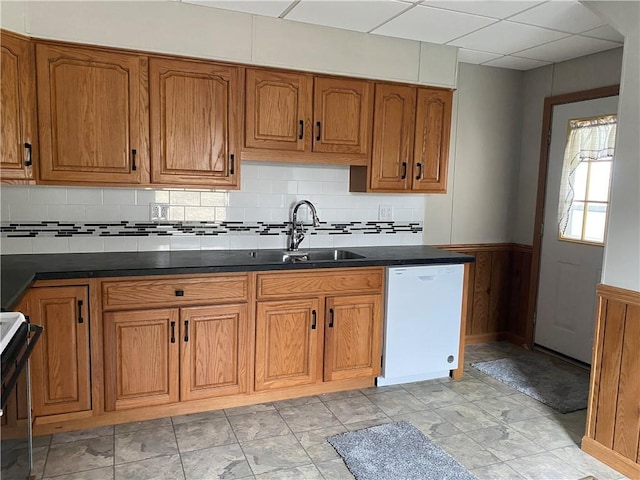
[170,321,176,343]
[329,308,334,328]
[416,162,423,180]
[77,300,84,324]
[311,310,317,330]
[184,320,189,342]
[131,149,137,171]
[175,290,184,297]
[401,162,407,180]
[230,153,235,175]
[299,120,304,140]
[24,143,33,167]
[316,122,321,142]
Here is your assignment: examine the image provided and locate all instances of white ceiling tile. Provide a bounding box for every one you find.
[450,20,569,55]
[457,48,502,64]
[509,0,605,34]
[373,4,496,44]
[582,25,625,43]
[515,35,622,63]
[182,0,294,17]
[284,0,410,33]
[483,55,550,70]
[422,1,543,20]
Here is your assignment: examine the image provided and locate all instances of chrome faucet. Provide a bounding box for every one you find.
[288,200,320,251]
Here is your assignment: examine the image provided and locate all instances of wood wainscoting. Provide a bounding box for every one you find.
[582,284,640,479]
[442,243,532,346]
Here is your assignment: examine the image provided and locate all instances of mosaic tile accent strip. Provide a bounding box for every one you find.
[1,221,422,238]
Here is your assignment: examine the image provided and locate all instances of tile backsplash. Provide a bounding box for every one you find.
[0,162,425,254]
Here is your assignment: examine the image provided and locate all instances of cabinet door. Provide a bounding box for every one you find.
[150,57,239,187]
[324,294,382,382]
[29,286,91,417]
[180,304,249,401]
[313,77,373,156]
[1,32,36,182]
[103,309,179,411]
[412,88,452,193]
[369,84,416,191]
[245,69,312,152]
[36,44,146,184]
[255,299,321,391]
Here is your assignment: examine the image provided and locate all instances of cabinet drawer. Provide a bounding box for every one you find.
[257,268,383,299]
[102,274,249,309]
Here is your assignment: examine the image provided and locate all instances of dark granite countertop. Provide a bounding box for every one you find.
[0,246,473,311]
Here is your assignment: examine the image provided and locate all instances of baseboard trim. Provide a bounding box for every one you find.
[581,436,640,479]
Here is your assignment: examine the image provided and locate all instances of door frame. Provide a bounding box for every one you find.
[524,84,620,348]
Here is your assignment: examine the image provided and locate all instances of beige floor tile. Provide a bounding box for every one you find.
[114,454,184,480]
[225,403,275,417]
[550,445,629,480]
[279,402,342,433]
[174,416,236,453]
[44,437,114,478]
[473,396,544,423]
[295,426,347,463]
[324,396,387,425]
[466,425,546,461]
[392,409,462,438]
[366,390,429,415]
[44,466,114,480]
[51,426,114,445]
[314,458,356,480]
[506,451,587,479]
[181,443,252,480]
[434,433,502,469]
[228,410,291,442]
[114,417,172,434]
[435,403,500,431]
[472,462,525,480]
[171,408,226,426]
[254,463,324,480]
[114,425,178,465]
[240,434,311,476]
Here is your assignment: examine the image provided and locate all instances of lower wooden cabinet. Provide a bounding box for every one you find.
[28,286,92,417]
[324,294,382,382]
[103,304,249,411]
[255,298,321,391]
[255,291,383,391]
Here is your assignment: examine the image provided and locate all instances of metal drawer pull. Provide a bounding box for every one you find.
[316,121,321,141]
[416,162,423,180]
[230,153,235,175]
[175,290,184,297]
[170,321,176,343]
[184,320,189,342]
[131,149,137,171]
[311,310,317,330]
[24,142,33,167]
[77,300,84,324]
[329,308,334,328]
[401,162,407,179]
[299,120,304,140]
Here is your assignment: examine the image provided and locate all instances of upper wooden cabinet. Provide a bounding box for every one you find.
[27,286,92,417]
[149,57,240,187]
[36,43,147,185]
[245,69,312,153]
[243,71,373,166]
[0,31,37,183]
[353,84,453,193]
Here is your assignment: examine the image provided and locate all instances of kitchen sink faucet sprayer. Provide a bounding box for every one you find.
[289,200,320,251]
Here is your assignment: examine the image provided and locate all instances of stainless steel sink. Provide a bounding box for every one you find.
[248,249,365,263]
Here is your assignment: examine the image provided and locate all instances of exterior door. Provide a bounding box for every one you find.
[313,76,372,155]
[36,44,145,184]
[255,298,321,391]
[180,304,249,401]
[369,84,415,191]
[245,69,312,152]
[103,308,179,410]
[29,286,91,417]
[150,57,239,187]
[0,32,36,182]
[535,96,618,364]
[324,294,382,381]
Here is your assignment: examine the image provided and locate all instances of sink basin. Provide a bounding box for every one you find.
[249,249,365,263]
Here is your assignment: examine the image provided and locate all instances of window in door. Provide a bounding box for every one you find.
[558,114,616,245]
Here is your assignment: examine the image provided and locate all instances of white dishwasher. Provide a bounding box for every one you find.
[377,264,464,386]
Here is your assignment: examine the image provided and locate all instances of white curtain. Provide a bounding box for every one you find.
[558,115,617,236]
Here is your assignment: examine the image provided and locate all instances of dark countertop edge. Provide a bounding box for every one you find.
[1,249,474,311]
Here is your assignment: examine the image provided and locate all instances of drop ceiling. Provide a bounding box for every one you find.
[180,0,624,70]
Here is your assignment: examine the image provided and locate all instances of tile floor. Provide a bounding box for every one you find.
[11,342,631,479]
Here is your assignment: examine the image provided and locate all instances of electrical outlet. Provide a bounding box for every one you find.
[149,203,169,221]
[378,205,393,221]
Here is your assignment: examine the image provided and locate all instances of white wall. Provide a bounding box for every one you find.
[1,0,457,88]
[513,47,623,245]
[424,63,524,245]
[584,1,640,292]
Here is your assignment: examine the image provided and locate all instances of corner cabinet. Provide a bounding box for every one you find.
[149,57,240,188]
[352,84,453,193]
[0,31,37,183]
[26,286,92,417]
[101,274,250,411]
[243,70,373,166]
[35,43,147,185]
[255,268,383,391]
